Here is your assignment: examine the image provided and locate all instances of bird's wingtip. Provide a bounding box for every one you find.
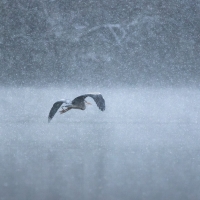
[48,117,51,123]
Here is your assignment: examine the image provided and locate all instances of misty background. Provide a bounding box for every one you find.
[1,1,200,200]
[1,0,200,86]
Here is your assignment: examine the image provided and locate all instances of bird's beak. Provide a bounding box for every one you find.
[85,101,92,105]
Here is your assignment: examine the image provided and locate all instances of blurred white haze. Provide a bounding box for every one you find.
[1,0,200,200]
[1,86,200,200]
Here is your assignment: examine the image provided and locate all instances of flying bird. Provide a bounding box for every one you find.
[48,93,105,123]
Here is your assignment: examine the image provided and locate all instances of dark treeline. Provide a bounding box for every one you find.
[1,0,200,86]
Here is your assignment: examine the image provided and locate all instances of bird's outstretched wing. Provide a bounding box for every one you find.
[48,100,65,122]
[72,93,105,111]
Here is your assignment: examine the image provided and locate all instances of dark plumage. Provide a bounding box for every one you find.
[48,93,105,123]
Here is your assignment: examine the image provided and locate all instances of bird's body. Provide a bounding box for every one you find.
[48,93,105,122]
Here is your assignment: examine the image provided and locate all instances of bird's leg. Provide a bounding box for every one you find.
[60,107,69,114]
[85,100,92,105]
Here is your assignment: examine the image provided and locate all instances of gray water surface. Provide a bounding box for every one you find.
[1,87,200,200]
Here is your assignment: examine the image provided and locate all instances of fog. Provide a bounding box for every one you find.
[1,0,200,86]
[1,87,200,200]
[1,0,200,199]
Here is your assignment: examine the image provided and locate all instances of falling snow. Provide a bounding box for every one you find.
[1,0,200,199]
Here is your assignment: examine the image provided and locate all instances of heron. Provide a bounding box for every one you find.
[48,93,105,123]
